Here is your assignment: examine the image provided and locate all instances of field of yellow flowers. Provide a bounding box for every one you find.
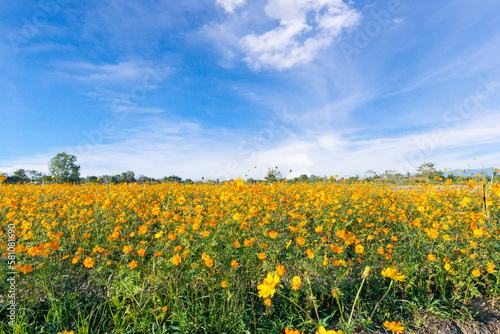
[1,178,500,333]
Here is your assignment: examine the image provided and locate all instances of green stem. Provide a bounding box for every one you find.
[334,294,346,325]
[305,274,321,323]
[348,277,366,327]
[279,293,317,324]
[369,280,393,320]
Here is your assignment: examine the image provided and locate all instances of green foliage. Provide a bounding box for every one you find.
[49,152,81,183]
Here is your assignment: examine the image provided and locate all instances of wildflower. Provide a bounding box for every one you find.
[487,262,496,273]
[381,267,405,282]
[171,255,182,265]
[129,261,138,269]
[291,275,301,290]
[137,248,146,256]
[285,328,303,334]
[427,254,436,261]
[234,240,241,247]
[264,298,272,306]
[230,260,239,267]
[444,263,451,271]
[306,249,314,259]
[316,326,343,334]
[269,230,278,239]
[162,306,168,312]
[297,237,305,245]
[221,280,228,288]
[472,269,481,277]
[21,264,33,274]
[257,273,280,298]
[123,245,132,254]
[355,244,364,254]
[276,265,286,276]
[138,224,148,234]
[153,252,162,257]
[258,252,267,260]
[383,321,404,333]
[71,256,81,264]
[205,258,214,267]
[83,257,95,268]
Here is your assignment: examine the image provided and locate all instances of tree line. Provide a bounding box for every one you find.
[0,154,497,185]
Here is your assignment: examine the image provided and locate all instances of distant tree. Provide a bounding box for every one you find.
[163,175,182,183]
[14,169,29,182]
[25,169,44,183]
[49,152,81,183]
[384,169,397,180]
[183,178,194,184]
[120,171,136,183]
[86,176,99,183]
[416,162,437,181]
[364,170,378,181]
[298,174,309,182]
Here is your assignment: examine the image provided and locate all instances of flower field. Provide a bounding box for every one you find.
[1,178,500,333]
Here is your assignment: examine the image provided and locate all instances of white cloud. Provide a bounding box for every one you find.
[216,0,246,13]
[2,111,499,180]
[240,0,361,70]
[57,60,169,83]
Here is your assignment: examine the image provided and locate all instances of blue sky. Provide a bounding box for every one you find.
[1,0,499,180]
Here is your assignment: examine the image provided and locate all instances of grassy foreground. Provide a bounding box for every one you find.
[1,178,500,333]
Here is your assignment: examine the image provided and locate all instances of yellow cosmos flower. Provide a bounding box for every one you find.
[316,326,343,334]
[291,275,301,290]
[472,269,481,277]
[257,273,279,298]
[383,321,404,333]
[220,280,228,288]
[355,244,364,254]
[381,267,405,282]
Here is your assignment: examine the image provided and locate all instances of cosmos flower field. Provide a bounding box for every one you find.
[1,178,499,333]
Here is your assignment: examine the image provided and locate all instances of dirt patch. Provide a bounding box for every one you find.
[354,299,500,334]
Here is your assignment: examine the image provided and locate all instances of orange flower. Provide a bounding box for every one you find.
[230,260,239,267]
[383,321,404,333]
[171,255,182,265]
[268,230,278,239]
[137,248,146,256]
[258,252,267,260]
[275,264,286,276]
[138,225,148,234]
[123,245,132,254]
[162,306,168,312]
[20,264,33,274]
[297,237,305,245]
[221,280,228,288]
[355,244,364,254]
[264,298,272,306]
[427,254,436,262]
[83,257,95,268]
[129,261,138,269]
